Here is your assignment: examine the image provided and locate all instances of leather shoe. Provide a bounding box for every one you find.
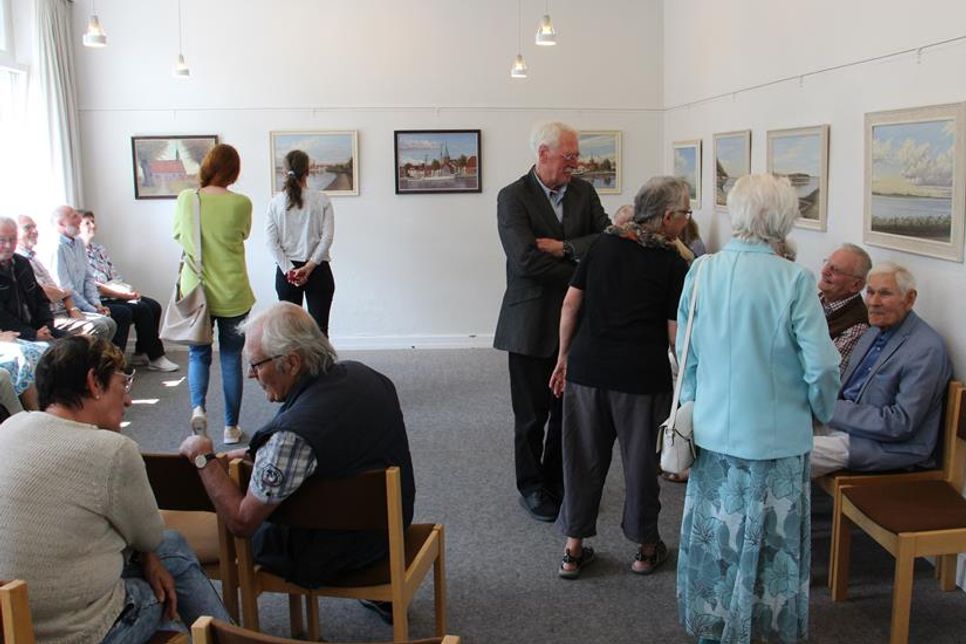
[519,490,559,522]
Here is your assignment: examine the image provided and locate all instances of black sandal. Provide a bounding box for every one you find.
[558,546,596,579]
[631,540,668,575]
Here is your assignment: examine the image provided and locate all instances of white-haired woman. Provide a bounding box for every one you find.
[675,174,840,643]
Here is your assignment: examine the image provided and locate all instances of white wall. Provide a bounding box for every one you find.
[68,0,664,348]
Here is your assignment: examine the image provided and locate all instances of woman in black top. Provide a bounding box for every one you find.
[549,176,691,578]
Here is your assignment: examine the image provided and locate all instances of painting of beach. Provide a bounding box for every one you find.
[394,130,481,194]
[714,130,751,208]
[578,131,621,194]
[672,139,701,208]
[271,131,358,196]
[864,103,965,262]
[767,125,829,231]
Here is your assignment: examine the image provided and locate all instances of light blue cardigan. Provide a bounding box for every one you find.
[677,239,841,460]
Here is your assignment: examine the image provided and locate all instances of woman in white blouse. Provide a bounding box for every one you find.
[266,149,336,335]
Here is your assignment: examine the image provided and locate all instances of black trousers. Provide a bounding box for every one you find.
[275,261,335,336]
[104,296,164,359]
[508,352,563,498]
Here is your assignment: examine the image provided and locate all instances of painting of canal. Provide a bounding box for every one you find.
[767,125,829,231]
[395,130,481,194]
[578,131,621,194]
[864,104,965,262]
[672,139,701,208]
[714,130,751,208]
[271,131,358,196]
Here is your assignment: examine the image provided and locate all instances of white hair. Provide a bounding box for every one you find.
[726,174,799,243]
[241,302,337,376]
[529,121,578,157]
[0,217,16,230]
[868,261,916,296]
[613,204,634,226]
[837,243,872,279]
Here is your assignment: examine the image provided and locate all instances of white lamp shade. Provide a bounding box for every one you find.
[82,15,107,48]
[173,54,191,77]
[535,14,557,46]
[510,54,528,79]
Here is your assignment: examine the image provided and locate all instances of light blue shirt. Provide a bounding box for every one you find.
[53,234,101,313]
[534,173,567,223]
[677,239,841,460]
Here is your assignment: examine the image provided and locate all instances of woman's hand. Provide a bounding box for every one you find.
[0,331,20,343]
[549,359,568,398]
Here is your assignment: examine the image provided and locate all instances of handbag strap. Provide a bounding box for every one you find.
[181,191,204,282]
[667,256,706,425]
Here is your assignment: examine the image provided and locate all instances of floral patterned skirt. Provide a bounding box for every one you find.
[677,447,810,643]
[0,340,48,395]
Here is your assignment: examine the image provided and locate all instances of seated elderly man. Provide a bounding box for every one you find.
[15,214,117,339]
[0,216,61,342]
[818,243,871,371]
[50,205,130,349]
[78,210,178,372]
[180,302,414,619]
[812,262,952,478]
[0,335,230,642]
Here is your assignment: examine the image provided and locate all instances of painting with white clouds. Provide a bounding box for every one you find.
[767,125,829,231]
[672,139,701,208]
[271,131,358,196]
[394,130,481,194]
[713,130,751,209]
[864,103,965,262]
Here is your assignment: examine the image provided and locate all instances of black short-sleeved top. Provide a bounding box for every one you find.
[566,234,688,395]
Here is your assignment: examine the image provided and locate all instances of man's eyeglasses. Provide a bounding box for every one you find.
[115,370,135,393]
[248,355,283,376]
[822,259,862,279]
[558,152,580,162]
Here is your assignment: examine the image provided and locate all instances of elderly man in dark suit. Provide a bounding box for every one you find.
[494,122,610,522]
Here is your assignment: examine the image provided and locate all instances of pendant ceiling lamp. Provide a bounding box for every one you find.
[173,0,190,78]
[535,1,557,46]
[82,0,107,48]
[510,0,528,78]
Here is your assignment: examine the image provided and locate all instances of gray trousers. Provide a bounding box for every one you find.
[53,312,117,339]
[557,381,671,544]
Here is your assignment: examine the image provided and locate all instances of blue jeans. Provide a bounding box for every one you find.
[188,312,247,427]
[101,530,231,643]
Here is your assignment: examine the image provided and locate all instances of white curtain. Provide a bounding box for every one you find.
[34,0,82,206]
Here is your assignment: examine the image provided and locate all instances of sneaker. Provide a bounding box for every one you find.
[147,355,179,372]
[128,353,149,367]
[190,406,208,437]
[223,425,244,445]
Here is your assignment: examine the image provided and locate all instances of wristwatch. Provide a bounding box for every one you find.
[193,452,216,470]
[562,241,576,261]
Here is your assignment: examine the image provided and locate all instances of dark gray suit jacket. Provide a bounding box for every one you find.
[830,310,952,471]
[493,168,610,358]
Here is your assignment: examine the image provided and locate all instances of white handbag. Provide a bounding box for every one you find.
[657,257,705,475]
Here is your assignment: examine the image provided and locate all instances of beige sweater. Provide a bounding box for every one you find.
[0,412,163,643]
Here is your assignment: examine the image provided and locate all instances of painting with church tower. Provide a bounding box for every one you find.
[394,130,482,194]
[131,135,218,199]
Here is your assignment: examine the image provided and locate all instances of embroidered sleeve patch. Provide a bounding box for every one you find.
[259,463,285,490]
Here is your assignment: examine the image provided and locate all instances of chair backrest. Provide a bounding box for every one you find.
[191,616,458,644]
[231,460,396,532]
[0,580,35,644]
[950,384,966,490]
[143,453,216,512]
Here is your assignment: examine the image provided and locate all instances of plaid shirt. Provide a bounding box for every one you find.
[821,292,869,374]
[250,431,318,504]
[84,241,120,284]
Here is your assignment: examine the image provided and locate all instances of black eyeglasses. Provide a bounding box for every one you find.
[248,355,283,376]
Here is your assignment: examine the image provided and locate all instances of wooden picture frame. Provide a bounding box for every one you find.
[394,129,481,194]
[672,139,702,209]
[578,130,621,194]
[270,131,359,197]
[713,130,751,210]
[131,135,218,199]
[767,125,830,231]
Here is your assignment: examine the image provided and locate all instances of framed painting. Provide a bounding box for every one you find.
[864,103,966,262]
[767,125,829,231]
[713,130,751,209]
[270,131,359,196]
[394,129,481,194]
[578,130,621,194]
[672,139,702,209]
[131,135,218,199]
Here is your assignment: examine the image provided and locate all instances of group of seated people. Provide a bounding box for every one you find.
[0,206,179,412]
[0,302,414,641]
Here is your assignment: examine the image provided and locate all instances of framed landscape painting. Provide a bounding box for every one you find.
[270,131,359,196]
[394,129,481,194]
[131,135,218,199]
[864,103,966,262]
[767,125,829,231]
[714,130,751,209]
[578,130,621,194]
[672,139,702,209]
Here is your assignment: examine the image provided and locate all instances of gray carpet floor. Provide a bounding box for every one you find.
[122,348,966,642]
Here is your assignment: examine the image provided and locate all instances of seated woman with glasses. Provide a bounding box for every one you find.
[0,335,231,643]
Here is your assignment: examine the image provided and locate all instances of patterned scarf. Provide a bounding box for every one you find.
[604,221,677,251]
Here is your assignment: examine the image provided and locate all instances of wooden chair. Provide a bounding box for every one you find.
[143,453,240,621]
[1,580,34,644]
[816,380,963,590]
[191,615,460,643]
[830,384,966,643]
[229,461,446,642]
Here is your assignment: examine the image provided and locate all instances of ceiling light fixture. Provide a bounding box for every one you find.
[82,0,107,48]
[510,0,528,79]
[173,0,190,78]
[535,1,557,46]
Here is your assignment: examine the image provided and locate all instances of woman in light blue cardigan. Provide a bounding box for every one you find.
[675,174,840,644]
